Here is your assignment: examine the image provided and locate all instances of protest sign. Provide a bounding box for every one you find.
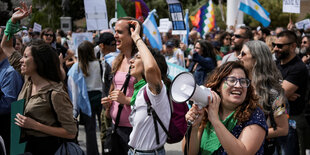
[295,19,310,30]
[167,62,188,80]
[158,18,172,33]
[10,99,26,155]
[84,0,108,31]
[283,0,300,13]
[33,22,42,32]
[71,32,93,52]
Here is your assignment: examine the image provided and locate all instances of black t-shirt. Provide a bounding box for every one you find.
[55,43,68,58]
[276,56,308,115]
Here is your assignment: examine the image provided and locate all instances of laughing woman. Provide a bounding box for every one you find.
[184,61,268,155]
[1,3,77,155]
[126,20,171,154]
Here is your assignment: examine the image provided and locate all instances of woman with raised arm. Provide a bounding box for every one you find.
[1,3,77,155]
[183,61,268,155]
[126,20,171,154]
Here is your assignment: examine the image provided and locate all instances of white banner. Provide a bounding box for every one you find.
[33,22,42,32]
[295,19,310,30]
[84,0,109,31]
[283,0,300,13]
[158,18,172,33]
[71,32,93,52]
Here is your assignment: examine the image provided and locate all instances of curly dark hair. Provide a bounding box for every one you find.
[201,61,259,127]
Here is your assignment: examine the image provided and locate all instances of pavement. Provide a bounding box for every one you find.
[77,125,183,155]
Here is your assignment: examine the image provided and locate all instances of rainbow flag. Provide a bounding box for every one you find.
[192,0,215,38]
[134,0,149,22]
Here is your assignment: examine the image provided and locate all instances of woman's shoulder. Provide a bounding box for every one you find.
[242,107,268,131]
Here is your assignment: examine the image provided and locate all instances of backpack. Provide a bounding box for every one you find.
[143,87,188,144]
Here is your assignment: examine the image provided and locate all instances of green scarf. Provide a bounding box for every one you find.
[4,19,26,41]
[130,79,147,105]
[200,111,237,155]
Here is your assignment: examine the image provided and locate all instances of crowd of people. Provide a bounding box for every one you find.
[1,2,310,155]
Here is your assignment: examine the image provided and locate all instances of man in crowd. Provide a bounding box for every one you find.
[0,31,24,154]
[275,30,310,155]
[221,26,252,64]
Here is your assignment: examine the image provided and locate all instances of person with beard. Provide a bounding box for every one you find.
[257,28,270,42]
[221,26,252,65]
[274,30,310,155]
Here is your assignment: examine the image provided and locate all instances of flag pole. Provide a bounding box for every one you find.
[115,0,117,19]
[234,0,241,29]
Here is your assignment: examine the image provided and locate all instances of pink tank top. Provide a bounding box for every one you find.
[109,71,136,127]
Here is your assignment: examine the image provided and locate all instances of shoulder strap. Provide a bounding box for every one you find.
[48,90,61,126]
[120,66,131,95]
[143,87,169,145]
[113,66,131,132]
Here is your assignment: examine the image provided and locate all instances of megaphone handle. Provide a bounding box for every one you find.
[187,114,199,125]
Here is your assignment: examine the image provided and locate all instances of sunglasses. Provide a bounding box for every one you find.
[302,41,308,44]
[44,34,53,37]
[272,42,293,49]
[233,34,245,39]
[225,37,231,40]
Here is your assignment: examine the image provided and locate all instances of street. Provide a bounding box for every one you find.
[78,125,183,155]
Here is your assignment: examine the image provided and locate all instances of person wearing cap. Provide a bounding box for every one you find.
[96,32,117,150]
[165,39,185,68]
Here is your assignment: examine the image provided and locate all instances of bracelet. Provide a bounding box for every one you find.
[135,38,142,44]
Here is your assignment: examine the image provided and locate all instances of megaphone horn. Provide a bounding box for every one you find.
[170,72,212,109]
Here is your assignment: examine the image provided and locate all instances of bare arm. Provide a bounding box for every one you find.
[267,113,289,138]
[182,104,205,155]
[130,20,162,94]
[212,120,266,155]
[208,92,266,155]
[1,2,31,58]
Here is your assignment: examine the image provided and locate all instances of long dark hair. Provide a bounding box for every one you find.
[196,40,217,67]
[27,40,62,82]
[77,41,97,76]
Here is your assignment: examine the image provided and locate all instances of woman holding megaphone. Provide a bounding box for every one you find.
[183,61,268,155]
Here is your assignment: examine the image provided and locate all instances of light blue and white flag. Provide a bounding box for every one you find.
[143,9,162,50]
[239,0,271,27]
[182,9,189,46]
[67,63,92,117]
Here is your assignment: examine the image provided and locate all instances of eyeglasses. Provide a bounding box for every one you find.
[224,77,251,88]
[44,34,53,37]
[272,42,293,49]
[233,34,245,39]
[240,51,246,57]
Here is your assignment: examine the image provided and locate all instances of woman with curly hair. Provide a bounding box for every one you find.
[184,61,268,155]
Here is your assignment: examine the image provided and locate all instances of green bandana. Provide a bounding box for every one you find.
[130,79,147,105]
[4,19,26,41]
[200,111,237,155]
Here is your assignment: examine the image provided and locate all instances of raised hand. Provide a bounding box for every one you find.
[129,20,141,43]
[11,2,32,23]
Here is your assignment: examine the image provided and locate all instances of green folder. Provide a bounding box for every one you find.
[10,99,26,155]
